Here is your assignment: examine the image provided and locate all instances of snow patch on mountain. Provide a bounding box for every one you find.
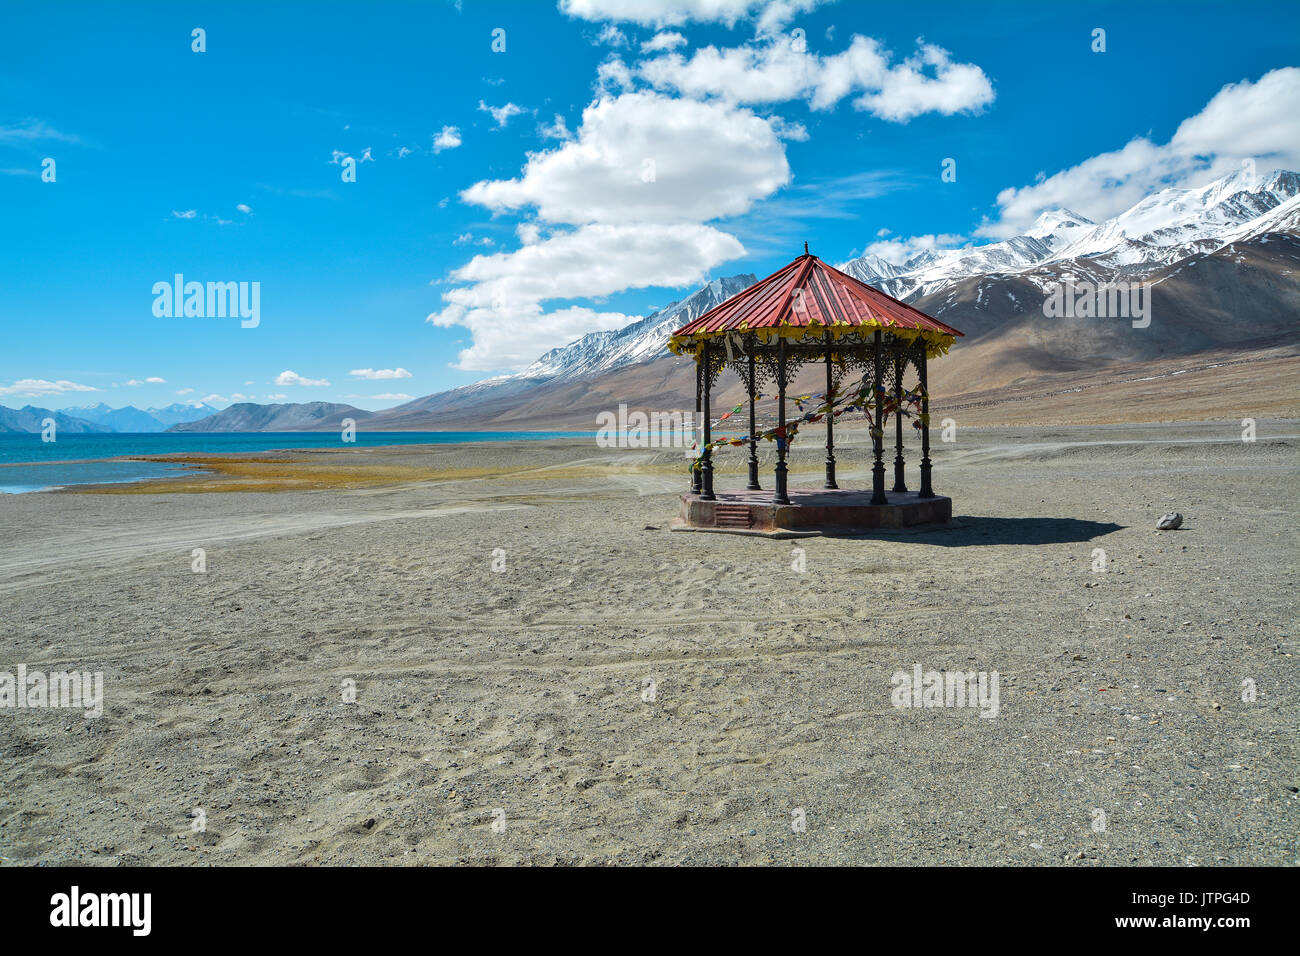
[838,168,1299,302]
[509,274,757,384]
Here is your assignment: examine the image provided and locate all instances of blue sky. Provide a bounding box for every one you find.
[2,0,1297,412]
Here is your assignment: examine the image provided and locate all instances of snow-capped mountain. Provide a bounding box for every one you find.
[514,275,757,383]
[839,167,1300,300]
[172,166,1299,433]
[148,401,221,427]
[840,216,1099,302]
[362,273,758,428]
[1054,168,1299,268]
[839,253,903,285]
[0,405,113,434]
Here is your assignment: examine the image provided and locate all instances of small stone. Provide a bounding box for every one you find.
[1156,512,1183,530]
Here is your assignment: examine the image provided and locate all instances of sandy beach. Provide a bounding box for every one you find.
[1,420,1296,865]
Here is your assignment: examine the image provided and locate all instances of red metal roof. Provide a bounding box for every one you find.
[669,252,963,357]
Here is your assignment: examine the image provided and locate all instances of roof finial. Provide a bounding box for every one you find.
[804,240,809,256]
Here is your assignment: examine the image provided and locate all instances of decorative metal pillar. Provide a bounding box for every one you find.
[870,330,887,505]
[774,337,790,505]
[700,341,715,501]
[691,356,702,495]
[746,350,761,490]
[823,331,837,490]
[891,347,908,493]
[919,347,934,499]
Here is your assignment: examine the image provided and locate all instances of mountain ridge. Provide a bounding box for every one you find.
[166,402,374,433]
[152,166,1300,433]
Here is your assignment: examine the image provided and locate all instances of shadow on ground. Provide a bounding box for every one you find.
[823,516,1126,546]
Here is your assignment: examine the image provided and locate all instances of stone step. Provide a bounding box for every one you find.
[714,504,753,528]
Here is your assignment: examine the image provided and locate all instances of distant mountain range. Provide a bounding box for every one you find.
[352,274,758,432]
[0,401,217,434]
[11,167,1295,436]
[151,276,759,434]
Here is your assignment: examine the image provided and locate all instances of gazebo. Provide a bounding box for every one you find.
[668,246,963,535]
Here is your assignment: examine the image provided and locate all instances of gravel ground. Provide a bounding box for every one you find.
[0,420,1296,865]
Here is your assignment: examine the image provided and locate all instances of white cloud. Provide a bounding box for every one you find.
[175,388,195,395]
[429,222,743,370]
[454,232,474,245]
[0,119,81,144]
[0,378,98,398]
[596,55,635,92]
[560,0,822,31]
[349,368,412,380]
[236,203,252,214]
[146,376,165,383]
[860,232,966,266]
[330,148,374,165]
[768,115,808,141]
[597,23,628,46]
[438,222,743,305]
[274,370,330,387]
[171,209,197,219]
[370,393,415,402]
[478,101,528,128]
[266,393,288,400]
[752,0,826,34]
[461,91,789,225]
[979,67,1300,238]
[200,394,230,405]
[638,35,994,120]
[433,302,636,372]
[538,114,573,140]
[431,87,796,371]
[641,31,687,53]
[433,126,462,152]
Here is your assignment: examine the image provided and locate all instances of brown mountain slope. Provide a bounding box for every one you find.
[919,233,1300,397]
[358,233,1298,430]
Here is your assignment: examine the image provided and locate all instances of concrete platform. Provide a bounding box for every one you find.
[671,488,952,537]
